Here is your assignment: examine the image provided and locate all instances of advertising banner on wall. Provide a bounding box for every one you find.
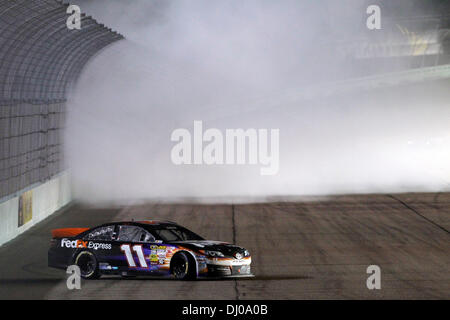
[18,190,32,227]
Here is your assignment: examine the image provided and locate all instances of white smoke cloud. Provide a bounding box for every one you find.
[66,0,450,203]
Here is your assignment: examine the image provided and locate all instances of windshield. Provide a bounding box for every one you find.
[152,226,204,242]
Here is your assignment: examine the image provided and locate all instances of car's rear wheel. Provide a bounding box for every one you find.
[171,252,196,280]
[75,251,100,279]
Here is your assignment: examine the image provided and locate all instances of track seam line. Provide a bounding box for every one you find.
[232,204,236,244]
[231,204,239,300]
[388,194,449,234]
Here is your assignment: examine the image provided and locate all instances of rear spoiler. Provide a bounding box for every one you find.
[51,228,89,239]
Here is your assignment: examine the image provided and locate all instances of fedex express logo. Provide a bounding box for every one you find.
[61,238,112,250]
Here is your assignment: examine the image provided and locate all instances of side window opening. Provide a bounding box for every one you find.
[152,226,204,242]
[117,225,155,243]
[153,229,179,242]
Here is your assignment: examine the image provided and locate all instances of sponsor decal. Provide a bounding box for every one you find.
[88,242,112,250]
[61,238,112,250]
[61,239,87,248]
[149,245,167,264]
[150,253,158,264]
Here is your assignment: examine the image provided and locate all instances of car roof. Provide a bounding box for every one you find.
[79,220,203,241]
[135,220,178,225]
[108,220,179,227]
[82,221,181,234]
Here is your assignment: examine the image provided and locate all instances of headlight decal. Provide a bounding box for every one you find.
[205,250,225,257]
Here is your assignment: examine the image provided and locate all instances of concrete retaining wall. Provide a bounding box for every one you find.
[0,171,71,246]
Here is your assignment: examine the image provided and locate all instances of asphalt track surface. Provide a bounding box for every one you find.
[0,193,449,299]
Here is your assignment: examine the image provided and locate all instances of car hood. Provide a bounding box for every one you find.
[169,240,247,257]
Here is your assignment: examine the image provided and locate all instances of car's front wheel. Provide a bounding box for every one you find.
[74,251,100,279]
[171,252,196,280]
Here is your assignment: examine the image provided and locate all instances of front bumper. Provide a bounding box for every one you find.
[207,264,253,277]
[203,256,252,277]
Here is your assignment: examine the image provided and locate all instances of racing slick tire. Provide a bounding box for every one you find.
[171,252,196,280]
[74,250,100,280]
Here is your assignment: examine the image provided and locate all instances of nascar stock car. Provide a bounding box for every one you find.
[48,220,253,280]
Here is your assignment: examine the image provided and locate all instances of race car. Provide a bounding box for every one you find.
[48,220,252,280]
